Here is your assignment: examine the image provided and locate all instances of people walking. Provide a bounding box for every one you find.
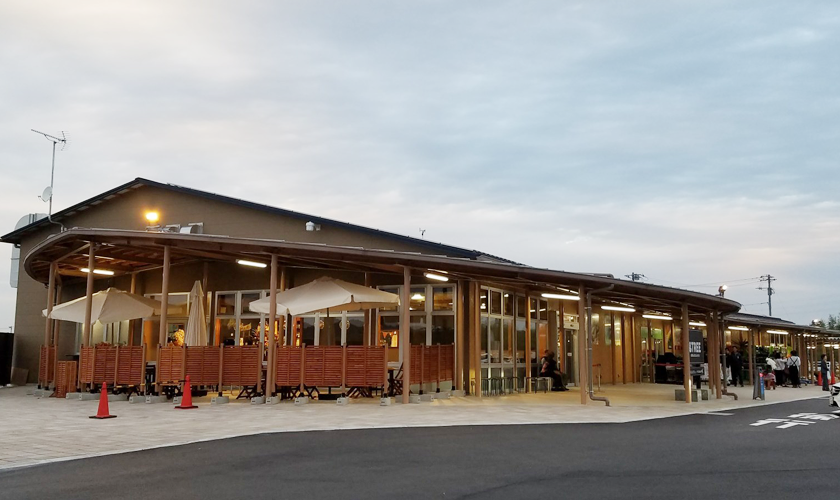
[820,354,830,391]
[788,350,801,388]
[730,347,744,387]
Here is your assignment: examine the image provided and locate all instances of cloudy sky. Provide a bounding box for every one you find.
[1,1,838,330]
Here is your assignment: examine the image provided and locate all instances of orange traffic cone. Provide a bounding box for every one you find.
[90,383,117,419]
[832,372,836,385]
[817,372,823,387]
[175,375,198,410]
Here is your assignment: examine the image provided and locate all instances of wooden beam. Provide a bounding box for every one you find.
[401,266,411,404]
[158,245,171,347]
[82,247,96,347]
[44,262,56,347]
[681,303,691,404]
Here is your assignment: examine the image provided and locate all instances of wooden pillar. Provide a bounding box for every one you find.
[620,313,627,384]
[681,303,691,403]
[267,254,278,397]
[44,262,57,346]
[128,272,138,345]
[158,245,171,347]
[525,294,532,393]
[456,279,466,391]
[708,311,720,398]
[280,267,287,345]
[578,284,588,404]
[472,282,481,397]
[831,345,836,381]
[52,278,62,388]
[466,281,476,395]
[610,313,617,385]
[401,266,411,404]
[363,272,371,346]
[748,329,755,386]
[82,246,96,347]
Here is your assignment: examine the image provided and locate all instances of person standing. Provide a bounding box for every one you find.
[730,347,744,387]
[788,350,801,388]
[772,352,786,387]
[820,354,830,391]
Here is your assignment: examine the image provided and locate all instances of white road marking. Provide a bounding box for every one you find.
[706,412,734,416]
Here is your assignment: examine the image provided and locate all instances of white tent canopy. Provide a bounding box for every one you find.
[43,287,170,324]
[184,280,208,346]
[248,276,400,316]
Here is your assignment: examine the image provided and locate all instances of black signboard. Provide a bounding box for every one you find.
[688,329,704,376]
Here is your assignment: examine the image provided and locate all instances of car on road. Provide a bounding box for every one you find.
[830,383,840,407]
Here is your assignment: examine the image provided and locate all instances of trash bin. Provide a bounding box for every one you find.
[830,383,840,407]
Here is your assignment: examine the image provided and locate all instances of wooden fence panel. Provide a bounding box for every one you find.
[78,346,95,384]
[55,361,77,398]
[221,346,260,387]
[409,345,423,384]
[115,346,145,387]
[92,345,117,386]
[303,346,343,387]
[158,346,184,385]
[439,344,455,382]
[275,346,301,387]
[185,346,221,387]
[39,346,55,385]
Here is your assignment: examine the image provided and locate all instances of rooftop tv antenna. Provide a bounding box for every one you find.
[31,129,68,230]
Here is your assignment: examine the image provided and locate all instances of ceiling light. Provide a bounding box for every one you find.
[541,293,580,301]
[728,326,749,331]
[767,330,788,335]
[643,314,672,321]
[424,272,449,282]
[689,321,707,327]
[236,259,267,268]
[80,268,114,276]
[602,305,636,313]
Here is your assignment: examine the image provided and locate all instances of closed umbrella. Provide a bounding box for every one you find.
[44,287,169,324]
[184,280,208,346]
[248,276,400,316]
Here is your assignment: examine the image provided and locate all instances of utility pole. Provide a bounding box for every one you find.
[625,272,645,282]
[757,274,776,316]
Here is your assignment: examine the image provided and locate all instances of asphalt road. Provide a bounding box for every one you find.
[2,397,838,499]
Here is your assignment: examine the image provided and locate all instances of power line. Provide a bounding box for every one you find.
[757,274,776,316]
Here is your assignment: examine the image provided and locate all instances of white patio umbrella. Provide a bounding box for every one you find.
[184,280,208,346]
[43,287,170,324]
[248,276,400,316]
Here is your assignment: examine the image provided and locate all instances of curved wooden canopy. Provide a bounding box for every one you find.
[23,228,742,318]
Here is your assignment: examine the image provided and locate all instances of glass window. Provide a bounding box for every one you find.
[530,298,538,320]
[516,318,526,363]
[379,288,398,311]
[431,315,455,345]
[320,316,342,346]
[539,300,548,321]
[216,293,237,316]
[432,287,454,311]
[409,287,426,312]
[480,290,488,312]
[240,292,261,315]
[239,318,259,346]
[379,316,400,347]
[604,313,613,345]
[490,290,502,315]
[503,292,514,317]
[503,318,513,363]
[345,315,364,346]
[481,316,488,365]
[490,317,501,363]
[217,318,237,346]
[301,317,316,346]
[516,295,526,318]
[410,315,427,345]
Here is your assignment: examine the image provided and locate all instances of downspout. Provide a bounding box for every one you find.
[586,284,614,406]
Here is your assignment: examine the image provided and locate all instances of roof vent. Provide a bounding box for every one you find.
[179,223,203,234]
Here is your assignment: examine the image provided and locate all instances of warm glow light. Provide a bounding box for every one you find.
[643,314,672,321]
[411,293,425,301]
[541,293,580,301]
[767,329,788,335]
[602,305,636,313]
[689,321,707,327]
[80,268,115,276]
[236,259,267,268]
[145,211,159,223]
[424,272,449,282]
[728,326,749,331]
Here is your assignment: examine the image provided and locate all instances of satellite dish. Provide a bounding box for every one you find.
[39,186,52,202]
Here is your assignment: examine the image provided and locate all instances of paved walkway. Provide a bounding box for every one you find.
[0,382,827,471]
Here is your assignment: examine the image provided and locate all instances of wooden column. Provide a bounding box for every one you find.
[82,246,96,347]
[267,254,278,397]
[158,245,171,347]
[620,313,627,384]
[525,294,532,393]
[466,281,476,395]
[578,284,587,404]
[610,313,617,385]
[280,267,287,345]
[748,329,755,386]
[52,278,62,388]
[708,311,720,398]
[363,272,371,346]
[456,279,466,391]
[472,281,481,397]
[401,267,411,404]
[831,345,836,381]
[128,272,138,345]
[681,303,691,404]
[44,262,57,346]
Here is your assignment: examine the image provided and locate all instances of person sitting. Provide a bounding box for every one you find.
[540,351,568,392]
[763,366,776,390]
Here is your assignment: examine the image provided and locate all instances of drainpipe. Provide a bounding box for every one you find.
[586,284,614,406]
